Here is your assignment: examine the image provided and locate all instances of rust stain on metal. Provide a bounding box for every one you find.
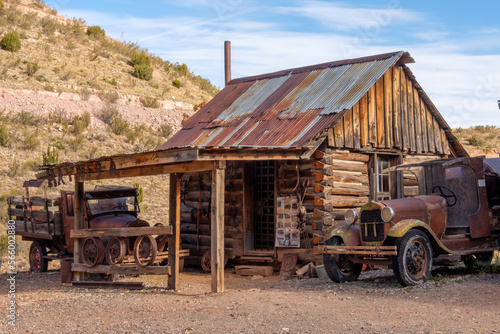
[160,51,405,150]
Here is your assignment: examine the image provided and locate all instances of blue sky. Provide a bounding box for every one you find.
[44,0,500,127]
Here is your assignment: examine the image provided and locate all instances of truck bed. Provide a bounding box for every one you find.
[8,196,63,237]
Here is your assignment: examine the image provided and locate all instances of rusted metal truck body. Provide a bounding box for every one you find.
[8,186,172,272]
[315,157,500,286]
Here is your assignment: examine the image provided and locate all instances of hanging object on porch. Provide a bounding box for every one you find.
[275,196,300,247]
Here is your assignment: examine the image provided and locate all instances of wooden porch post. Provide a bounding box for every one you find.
[211,160,226,293]
[168,173,181,290]
[73,180,84,281]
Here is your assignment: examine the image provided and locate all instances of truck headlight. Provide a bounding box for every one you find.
[345,209,359,225]
[381,206,395,222]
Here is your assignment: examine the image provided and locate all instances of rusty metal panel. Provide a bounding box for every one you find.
[160,51,406,150]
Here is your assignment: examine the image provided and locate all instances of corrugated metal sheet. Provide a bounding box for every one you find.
[157,51,404,150]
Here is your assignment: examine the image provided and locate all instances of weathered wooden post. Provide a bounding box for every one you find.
[73,180,84,281]
[168,173,181,290]
[211,160,226,293]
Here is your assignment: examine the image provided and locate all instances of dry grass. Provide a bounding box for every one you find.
[0,0,218,105]
[452,125,500,156]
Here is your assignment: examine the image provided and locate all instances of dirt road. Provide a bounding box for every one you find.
[1,267,499,333]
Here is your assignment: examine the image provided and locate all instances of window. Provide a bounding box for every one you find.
[371,155,400,201]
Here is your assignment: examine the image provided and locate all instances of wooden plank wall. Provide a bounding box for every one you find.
[179,162,244,263]
[329,65,450,155]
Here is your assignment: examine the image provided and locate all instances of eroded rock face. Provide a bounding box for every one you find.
[0,87,194,132]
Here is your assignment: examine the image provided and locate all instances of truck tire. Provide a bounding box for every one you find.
[29,241,48,273]
[392,230,433,287]
[461,251,494,272]
[323,237,362,283]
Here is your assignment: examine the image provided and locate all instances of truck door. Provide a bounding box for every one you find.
[61,191,75,251]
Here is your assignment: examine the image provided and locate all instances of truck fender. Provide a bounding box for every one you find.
[324,222,361,246]
[388,219,452,254]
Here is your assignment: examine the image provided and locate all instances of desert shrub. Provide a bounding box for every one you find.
[0,123,9,146]
[133,183,143,204]
[79,87,91,101]
[7,159,22,177]
[26,62,39,77]
[134,63,153,81]
[467,135,484,147]
[41,16,58,36]
[16,111,39,125]
[86,25,105,39]
[104,77,117,86]
[23,160,39,172]
[0,0,4,10]
[68,134,84,152]
[109,114,129,135]
[172,79,181,88]
[131,52,150,67]
[100,104,119,124]
[84,145,99,159]
[42,145,59,165]
[157,123,173,138]
[36,75,48,82]
[43,83,54,92]
[139,96,160,108]
[23,134,40,150]
[99,91,119,104]
[71,112,91,135]
[175,63,189,77]
[48,109,69,124]
[131,52,153,81]
[1,31,21,52]
[50,137,65,149]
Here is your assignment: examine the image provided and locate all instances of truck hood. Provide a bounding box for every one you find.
[380,195,446,224]
[88,214,149,229]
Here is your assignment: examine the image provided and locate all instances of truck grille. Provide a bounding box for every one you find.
[361,209,382,223]
[360,210,385,242]
[361,223,385,242]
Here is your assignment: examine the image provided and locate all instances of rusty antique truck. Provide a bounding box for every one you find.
[315,157,500,286]
[8,185,176,273]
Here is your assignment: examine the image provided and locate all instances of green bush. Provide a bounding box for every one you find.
[42,146,59,165]
[175,63,188,77]
[0,123,9,146]
[109,114,129,135]
[68,134,84,152]
[157,123,173,138]
[1,31,21,52]
[86,25,105,39]
[27,62,39,77]
[23,134,40,150]
[71,112,91,135]
[100,104,119,124]
[133,183,143,204]
[172,79,182,89]
[131,52,150,67]
[0,0,4,10]
[134,63,153,81]
[139,96,160,108]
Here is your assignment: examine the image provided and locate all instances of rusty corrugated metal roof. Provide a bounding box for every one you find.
[158,51,406,150]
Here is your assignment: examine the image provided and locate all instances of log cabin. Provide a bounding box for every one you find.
[157,50,468,267]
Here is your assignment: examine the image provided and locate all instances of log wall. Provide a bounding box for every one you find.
[329,65,451,155]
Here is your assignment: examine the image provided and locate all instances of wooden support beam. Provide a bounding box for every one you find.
[211,160,226,293]
[168,174,181,290]
[72,263,171,275]
[73,180,84,281]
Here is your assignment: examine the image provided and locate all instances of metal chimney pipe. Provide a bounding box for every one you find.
[224,41,231,86]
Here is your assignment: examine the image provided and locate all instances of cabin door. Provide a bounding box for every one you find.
[244,161,276,255]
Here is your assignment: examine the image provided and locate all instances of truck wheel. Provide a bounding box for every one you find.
[29,241,48,273]
[323,237,362,283]
[392,230,433,287]
[461,251,494,272]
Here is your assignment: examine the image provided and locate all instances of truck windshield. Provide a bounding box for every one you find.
[87,196,139,216]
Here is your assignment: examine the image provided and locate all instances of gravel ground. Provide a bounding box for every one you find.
[1,266,499,334]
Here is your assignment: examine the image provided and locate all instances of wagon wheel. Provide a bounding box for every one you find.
[133,235,157,267]
[200,250,229,272]
[29,241,48,273]
[105,237,127,265]
[81,237,105,267]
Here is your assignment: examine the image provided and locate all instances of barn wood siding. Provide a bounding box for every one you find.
[328,65,451,155]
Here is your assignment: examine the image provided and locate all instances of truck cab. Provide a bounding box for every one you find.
[315,157,500,286]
